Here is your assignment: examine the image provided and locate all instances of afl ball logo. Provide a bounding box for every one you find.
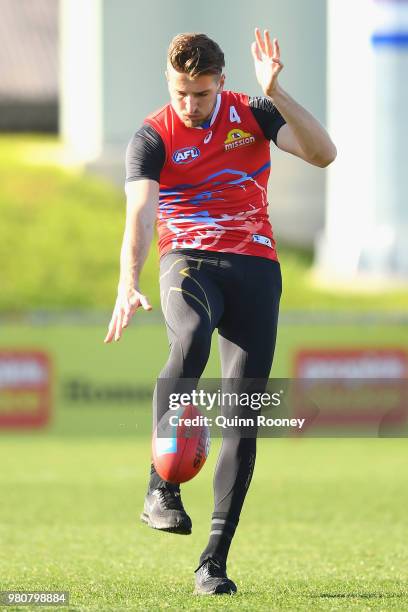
[172,146,200,164]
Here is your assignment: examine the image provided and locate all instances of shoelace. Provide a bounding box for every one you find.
[202,558,226,578]
[156,487,183,510]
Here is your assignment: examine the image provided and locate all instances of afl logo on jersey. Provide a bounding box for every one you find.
[172,146,201,164]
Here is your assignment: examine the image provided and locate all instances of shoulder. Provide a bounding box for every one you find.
[144,103,173,133]
[125,124,165,183]
[222,90,250,107]
[248,96,280,113]
[127,123,163,152]
[225,92,282,115]
[245,95,287,144]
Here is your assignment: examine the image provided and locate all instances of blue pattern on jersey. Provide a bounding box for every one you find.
[158,162,271,226]
[158,161,271,219]
[159,161,270,195]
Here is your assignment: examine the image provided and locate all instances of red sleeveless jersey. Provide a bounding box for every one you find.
[144,90,278,261]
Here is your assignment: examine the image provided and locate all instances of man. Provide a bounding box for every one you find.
[104,28,336,595]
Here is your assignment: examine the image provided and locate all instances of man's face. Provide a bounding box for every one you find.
[166,64,225,128]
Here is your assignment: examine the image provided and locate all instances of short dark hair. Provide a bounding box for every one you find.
[167,33,225,78]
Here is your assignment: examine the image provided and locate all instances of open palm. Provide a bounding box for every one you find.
[251,28,283,97]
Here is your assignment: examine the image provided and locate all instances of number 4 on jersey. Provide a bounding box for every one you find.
[229,106,241,124]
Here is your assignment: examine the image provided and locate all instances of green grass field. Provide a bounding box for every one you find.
[1,322,407,610]
[1,437,407,610]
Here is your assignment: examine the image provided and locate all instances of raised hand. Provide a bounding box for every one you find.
[251,28,284,98]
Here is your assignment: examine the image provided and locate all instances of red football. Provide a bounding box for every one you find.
[152,403,210,484]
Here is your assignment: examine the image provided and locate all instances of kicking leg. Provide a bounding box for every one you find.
[142,251,223,534]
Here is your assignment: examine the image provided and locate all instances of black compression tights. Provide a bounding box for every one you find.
[149,248,282,567]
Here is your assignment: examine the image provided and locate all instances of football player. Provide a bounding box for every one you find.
[105,28,336,595]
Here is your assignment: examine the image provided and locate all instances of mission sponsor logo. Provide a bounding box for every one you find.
[172,146,200,164]
[224,128,255,151]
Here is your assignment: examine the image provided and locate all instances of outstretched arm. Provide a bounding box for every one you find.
[104,179,158,343]
[251,28,337,168]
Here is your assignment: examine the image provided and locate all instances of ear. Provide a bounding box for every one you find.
[218,74,226,92]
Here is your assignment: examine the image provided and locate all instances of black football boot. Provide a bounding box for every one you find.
[140,485,192,535]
